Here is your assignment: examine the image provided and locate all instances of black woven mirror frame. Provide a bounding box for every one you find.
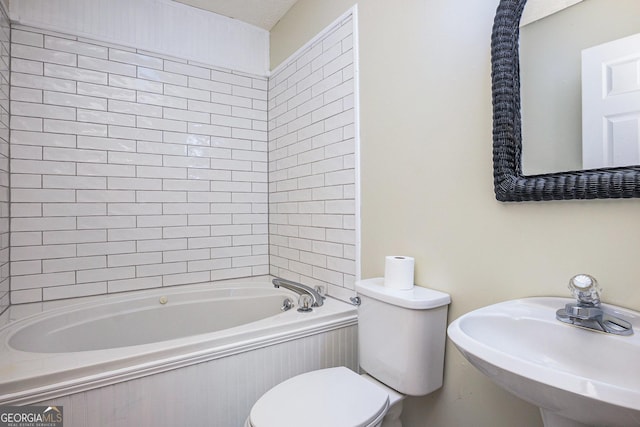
[491,0,640,201]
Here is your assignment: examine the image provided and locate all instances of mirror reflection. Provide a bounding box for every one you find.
[520,0,640,176]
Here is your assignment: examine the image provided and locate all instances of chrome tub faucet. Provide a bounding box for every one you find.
[272,277,325,309]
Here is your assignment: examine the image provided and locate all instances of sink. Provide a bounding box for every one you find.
[447,297,640,427]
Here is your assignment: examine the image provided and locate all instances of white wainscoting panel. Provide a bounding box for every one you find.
[9,0,269,76]
[35,325,358,427]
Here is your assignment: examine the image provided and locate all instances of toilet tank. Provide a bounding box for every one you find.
[356,278,450,396]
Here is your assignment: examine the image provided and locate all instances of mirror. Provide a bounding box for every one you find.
[520,0,640,175]
[491,0,640,201]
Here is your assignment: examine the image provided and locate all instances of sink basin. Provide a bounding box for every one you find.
[447,297,640,427]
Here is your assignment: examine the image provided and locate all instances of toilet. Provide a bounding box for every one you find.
[245,278,451,427]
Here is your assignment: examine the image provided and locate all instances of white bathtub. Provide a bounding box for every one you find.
[0,278,358,426]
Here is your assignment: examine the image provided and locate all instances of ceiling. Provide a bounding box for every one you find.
[172,0,298,30]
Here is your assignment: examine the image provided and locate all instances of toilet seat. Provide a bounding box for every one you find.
[247,367,390,427]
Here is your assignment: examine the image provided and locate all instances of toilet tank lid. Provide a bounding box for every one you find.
[356,278,451,309]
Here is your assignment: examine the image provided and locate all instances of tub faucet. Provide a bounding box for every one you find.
[272,277,325,308]
[556,274,633,336]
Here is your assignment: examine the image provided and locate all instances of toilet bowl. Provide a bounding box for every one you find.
[246,278,450,427]
[244,367,403,427]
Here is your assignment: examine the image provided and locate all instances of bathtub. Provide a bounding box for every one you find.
[0,278,358,426]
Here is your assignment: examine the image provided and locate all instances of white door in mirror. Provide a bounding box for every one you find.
[582,32,640,170]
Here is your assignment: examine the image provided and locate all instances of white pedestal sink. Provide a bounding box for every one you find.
[447,297,640,427]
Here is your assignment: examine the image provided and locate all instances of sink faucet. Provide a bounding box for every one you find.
[272,277,325,308]
[556,274,633,336]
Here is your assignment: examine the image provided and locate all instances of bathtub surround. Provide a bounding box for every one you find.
[4,7,359,305]
[268,12,358,299]
[0,4,8,316]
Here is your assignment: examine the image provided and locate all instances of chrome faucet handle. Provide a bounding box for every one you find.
[557,274,633,336]
[568,274,601,306]
[281,297,294,312]
[297,294,313,312]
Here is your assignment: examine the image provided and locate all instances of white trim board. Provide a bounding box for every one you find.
[352,6,362,284]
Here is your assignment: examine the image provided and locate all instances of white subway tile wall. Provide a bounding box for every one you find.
[268,16,356,295]
[10,26,269,303]
[0,6,8,315]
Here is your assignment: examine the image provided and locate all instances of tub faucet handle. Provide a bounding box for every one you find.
[297,295,313,312]
[281,297,294,312]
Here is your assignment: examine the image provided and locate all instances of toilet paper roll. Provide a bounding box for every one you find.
[384,256,415,290]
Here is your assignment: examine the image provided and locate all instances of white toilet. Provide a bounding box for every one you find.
[245,278,451,427]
